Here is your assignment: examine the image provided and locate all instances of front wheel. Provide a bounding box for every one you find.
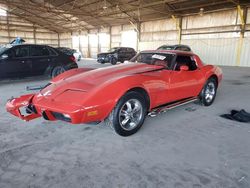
[110,57,117,65]
[105,91,147,136]
[199,78,217,106]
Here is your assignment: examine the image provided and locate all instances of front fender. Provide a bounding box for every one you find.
[81,74,156,121]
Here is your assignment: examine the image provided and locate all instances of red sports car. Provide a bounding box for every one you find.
[6,50,222,136]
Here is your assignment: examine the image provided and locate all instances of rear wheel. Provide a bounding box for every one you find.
[199,78,217,106]
[105,91,147,136]
[51,66,65,78]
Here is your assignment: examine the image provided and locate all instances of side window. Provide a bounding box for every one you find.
[174,55,197,71]
[13,46,29,58]
[177,47,190,51]
[128,48,135,53]
[135,54,142,62]
[30,46,50,56]
[42,47,50,56]
[3,49,13,57]
[132,54,148,63]
[141,54,153,64]
[184,47,190,51]
[48,47,58,56]
[127,48,133,53]
[120,48,126,53]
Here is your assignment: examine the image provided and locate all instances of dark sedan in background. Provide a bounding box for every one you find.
[157,44,192,52]
[97,47,136,65]
[0,44,78,79]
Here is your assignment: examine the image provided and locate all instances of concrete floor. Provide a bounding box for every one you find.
[0,59,250,188]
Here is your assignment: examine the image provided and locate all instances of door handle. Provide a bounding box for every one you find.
[21,60,25,63]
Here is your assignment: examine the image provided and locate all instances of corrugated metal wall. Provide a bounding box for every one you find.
[182,38,238,66]
[0,13,60,47]
[59,33,72,48]
[138,9,250,67]
[241,34,250,67]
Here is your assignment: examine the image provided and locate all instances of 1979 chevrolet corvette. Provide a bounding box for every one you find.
[6,50,222,136]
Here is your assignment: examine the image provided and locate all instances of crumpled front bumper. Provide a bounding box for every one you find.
[6,94,41,121]
[5,93,107,124]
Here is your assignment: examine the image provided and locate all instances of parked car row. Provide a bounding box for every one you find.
[97,44,192,65]
[0,42,192,79]
[97,47,136,65]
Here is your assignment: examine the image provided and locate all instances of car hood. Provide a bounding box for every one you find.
[39,63,164,99]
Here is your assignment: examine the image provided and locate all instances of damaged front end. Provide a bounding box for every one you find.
[6,94,41,121]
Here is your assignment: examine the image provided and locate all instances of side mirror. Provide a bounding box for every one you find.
[180,65,189,71]
[1,54,8,59]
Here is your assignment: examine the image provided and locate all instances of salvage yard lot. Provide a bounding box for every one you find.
[0,59,250,188]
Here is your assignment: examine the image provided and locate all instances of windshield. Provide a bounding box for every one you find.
[108,48,118,53]
[130,52,175,69]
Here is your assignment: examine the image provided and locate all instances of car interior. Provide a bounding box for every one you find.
[174,55,198,71]
[133,53,174,69]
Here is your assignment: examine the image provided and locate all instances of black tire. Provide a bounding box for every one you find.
[110,56,117,65]
[51,66,65,78]
[105,91,147,136]
[199,77,217,106]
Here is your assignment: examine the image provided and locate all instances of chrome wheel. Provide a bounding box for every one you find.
[118,99,143,131]
[205,82,216,103]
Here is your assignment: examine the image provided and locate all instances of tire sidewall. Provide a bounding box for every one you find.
[201,78,217,106]
[111,92,147,136]
[110,56,117,65]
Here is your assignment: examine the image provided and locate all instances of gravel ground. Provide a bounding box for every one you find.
[0,59,250,188]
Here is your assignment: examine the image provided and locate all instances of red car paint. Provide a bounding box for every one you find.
[6,50,222,124]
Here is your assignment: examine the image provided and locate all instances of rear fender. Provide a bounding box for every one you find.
[202,65,222,86]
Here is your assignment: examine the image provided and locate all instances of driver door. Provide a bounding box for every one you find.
[167,55,203,101]
[3,46,33,78]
